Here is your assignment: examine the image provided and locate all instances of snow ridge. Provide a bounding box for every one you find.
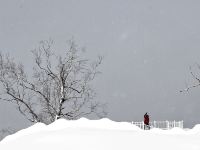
[0,118,200,150]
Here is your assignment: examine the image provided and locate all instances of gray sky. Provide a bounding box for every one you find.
[1,0,200,129]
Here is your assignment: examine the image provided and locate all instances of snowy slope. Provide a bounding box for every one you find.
[0,118,199,150]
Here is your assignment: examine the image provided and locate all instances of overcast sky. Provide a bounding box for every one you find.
[1,0,200,129]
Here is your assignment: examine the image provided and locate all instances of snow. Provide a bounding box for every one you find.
[0,118,200,150]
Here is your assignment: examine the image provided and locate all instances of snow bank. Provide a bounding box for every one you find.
[2,123,46,143]
[0,118,200,150]
[47,118,141,131]
[188,124,200,134]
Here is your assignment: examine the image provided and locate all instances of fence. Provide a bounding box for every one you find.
[131,120,184,130]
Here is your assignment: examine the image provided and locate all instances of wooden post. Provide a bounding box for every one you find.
[142,121,144,130]
[166,121,169,129]
[182,121,184,128]
[154,121,156,128]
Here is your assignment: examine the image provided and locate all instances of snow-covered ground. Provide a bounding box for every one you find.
[0,118,200,150]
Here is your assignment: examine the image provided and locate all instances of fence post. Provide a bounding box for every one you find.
[181,121,184,128]
[166,121,169,129]
[179,121,183,128]
[142,122,144,129]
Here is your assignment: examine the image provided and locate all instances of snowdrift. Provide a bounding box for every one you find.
[0,118,200,150]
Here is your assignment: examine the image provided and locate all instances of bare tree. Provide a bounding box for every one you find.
[0,39,106,124]
[180,65,200,92]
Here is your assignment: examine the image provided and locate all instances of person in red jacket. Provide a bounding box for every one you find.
[144,112,150,130]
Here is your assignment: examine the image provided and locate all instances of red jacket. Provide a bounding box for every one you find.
[144,114,149,125]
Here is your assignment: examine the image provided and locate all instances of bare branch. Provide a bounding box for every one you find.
[0,39,106,124]
[180,65,200,92]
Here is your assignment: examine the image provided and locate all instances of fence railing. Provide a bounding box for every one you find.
[131,120,183,130]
